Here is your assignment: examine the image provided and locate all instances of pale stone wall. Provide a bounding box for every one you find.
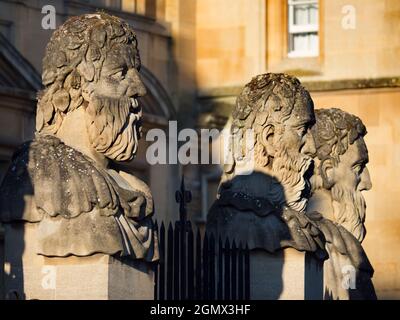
[0,0,64,73]
[196,0,266,89]
[321,0,400,80]
[196,0,400,87]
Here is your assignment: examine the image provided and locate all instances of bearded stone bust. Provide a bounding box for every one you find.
[207,73,326,254]
[0,13,158,261]
[308,108,371,242]
[307,108,375,299]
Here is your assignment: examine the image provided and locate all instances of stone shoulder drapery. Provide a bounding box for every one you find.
[0,134,158,261]
[207,185,376,300]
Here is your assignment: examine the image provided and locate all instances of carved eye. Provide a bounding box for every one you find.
[353,164,363,176]
[296,127,307,138]
[110,70,125,81]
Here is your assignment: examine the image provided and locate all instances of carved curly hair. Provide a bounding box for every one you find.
[311,108,367,166]
[225,73,314,173]
[231,73,312,133]
[36,12,140,134]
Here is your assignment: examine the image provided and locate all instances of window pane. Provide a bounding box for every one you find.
[288,1,319,57]
[289,32,319,56]
[309,32,319,54]
[293,33,308,52]
[309,5,318,25]
[294,5,310,25]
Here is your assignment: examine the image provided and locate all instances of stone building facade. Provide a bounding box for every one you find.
[0,0,399,299]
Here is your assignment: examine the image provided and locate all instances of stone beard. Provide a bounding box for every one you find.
[86,95,142,162]
[331,182,366,242]
[269,139,312,212]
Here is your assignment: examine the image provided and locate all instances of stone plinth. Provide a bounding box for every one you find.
[250,248,324,300]
[3,223,155,300]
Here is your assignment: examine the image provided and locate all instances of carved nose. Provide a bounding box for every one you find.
[301,130,316,156]
[359,167,372,191]
[128,69,147,97]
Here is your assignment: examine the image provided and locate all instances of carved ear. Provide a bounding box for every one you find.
[320,158,335,189]
[260,124,275,157]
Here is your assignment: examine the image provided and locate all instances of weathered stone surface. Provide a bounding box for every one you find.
[0,13,158,261]
[207,73,321,252]
[0,13,158,299]
[309,108,370,242]
[0,135,157,259]
[308,108,376,299]
[206,73,376,300]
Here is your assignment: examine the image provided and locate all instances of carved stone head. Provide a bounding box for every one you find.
[225,73,316,212]
[309,108,371,242]
[37,13,146,161]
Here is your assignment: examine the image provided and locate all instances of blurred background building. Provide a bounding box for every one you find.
[0,0,399,299]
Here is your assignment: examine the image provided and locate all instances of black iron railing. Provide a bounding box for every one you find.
[154,177,250,300]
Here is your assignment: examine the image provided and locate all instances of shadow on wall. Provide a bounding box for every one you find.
[0,142,33,300]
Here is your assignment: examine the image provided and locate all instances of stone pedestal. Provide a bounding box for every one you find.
[3,223,155,300]
[250,248,324,300]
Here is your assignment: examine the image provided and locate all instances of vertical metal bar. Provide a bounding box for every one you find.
[217,237,223,300]
[187,223,194,300]
[202,232,209,300]
[174,221,180,300]
[231,240,237,300]
[196,229,203,300]
[154,220,159,300]
[244,244,250,300]
[195,228,202,300]
[180,222,186,300]
[175,175,192,300]
[159,222,166,300]
[167,223,174,300]
[209,233,216,300]
[238,242,244,300]
[224,238,231,300]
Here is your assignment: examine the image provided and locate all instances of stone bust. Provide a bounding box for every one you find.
[0,13,158,261]
[207,73,325,254]
[307,108,375,299]
[308,108,371,242]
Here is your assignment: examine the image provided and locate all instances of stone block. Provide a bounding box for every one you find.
[250,248,324,300]
[3,223,155,300]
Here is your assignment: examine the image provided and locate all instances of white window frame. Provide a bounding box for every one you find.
[288,0,319,58]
